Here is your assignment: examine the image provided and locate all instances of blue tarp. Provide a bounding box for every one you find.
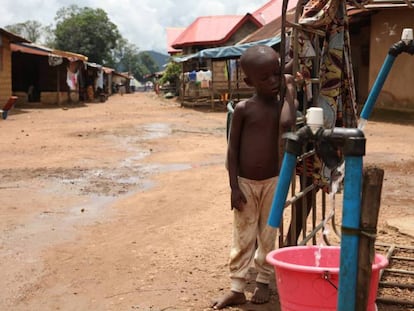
[173,36,281,62]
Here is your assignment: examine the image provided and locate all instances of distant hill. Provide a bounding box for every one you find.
[141,51,170,72]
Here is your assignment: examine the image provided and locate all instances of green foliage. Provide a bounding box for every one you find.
[159,61,181,85]
[54,5,121,64]
[108,40,159,81]
[5,6,162,82]
[139,52,159,75]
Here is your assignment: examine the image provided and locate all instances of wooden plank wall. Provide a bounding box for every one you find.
[0,35,13,104]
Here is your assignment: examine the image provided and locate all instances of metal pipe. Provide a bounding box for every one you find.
[268,126,312,228]
[331,126,366,311]
[360,29,414,127]
[337,155,363,311]
[359,54,396,122]
[268,151,297,228]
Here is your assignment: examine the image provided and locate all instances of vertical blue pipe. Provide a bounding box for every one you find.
[268,152,297,228]
[360,54,396,121]
[337,156,363,311]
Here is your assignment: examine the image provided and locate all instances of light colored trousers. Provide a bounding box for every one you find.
[229,176,278,293]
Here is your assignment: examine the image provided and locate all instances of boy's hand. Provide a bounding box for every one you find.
[231,188,247,211]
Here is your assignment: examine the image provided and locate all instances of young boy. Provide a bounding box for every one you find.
[211,45,298,309]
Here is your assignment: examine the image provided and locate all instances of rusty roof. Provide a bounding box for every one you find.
[0,28,30,43]
[10,42,88,62]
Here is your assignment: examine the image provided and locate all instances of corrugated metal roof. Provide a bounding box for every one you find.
[240,6,297,44]
[0,28,30,43]
[10,43,50,57]
[10,42,88,62]
[172,14,262,49]
[253,0,299,24]
[166,27,185,54]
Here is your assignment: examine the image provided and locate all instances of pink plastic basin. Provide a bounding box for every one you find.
[266,246,388,311]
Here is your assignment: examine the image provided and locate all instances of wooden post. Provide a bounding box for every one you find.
[356,166,384,311]
[57,66,61,105]
[180,63,185,106]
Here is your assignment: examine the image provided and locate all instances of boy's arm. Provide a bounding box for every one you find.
[227,102,247,210]
[280,74,298,129]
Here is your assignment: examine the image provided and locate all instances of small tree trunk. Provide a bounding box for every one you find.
[356,166,384,311]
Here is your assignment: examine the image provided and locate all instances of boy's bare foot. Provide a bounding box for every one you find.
[211,291,246,309]
[251,282,270,304]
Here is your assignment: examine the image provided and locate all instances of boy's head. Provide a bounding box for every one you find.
[240,45,281,98]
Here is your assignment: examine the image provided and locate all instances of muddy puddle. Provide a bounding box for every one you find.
[1,122,221,265]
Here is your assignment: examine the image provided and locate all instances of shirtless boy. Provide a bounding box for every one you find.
[211,45,297,309]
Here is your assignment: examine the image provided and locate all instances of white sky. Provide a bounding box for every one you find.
[0,0,269,54]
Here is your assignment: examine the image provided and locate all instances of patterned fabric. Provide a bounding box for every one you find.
[293,0,364,192]
[300,0,358,129]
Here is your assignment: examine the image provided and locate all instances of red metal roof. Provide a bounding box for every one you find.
[253,0,299,24]
[172,13,262,49]
[166,27,185,54]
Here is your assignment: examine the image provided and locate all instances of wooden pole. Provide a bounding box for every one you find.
[57,66,61,105]
[356,165,384,311]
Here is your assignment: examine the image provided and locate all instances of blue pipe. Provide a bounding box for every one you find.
[360,54,396,121]
[268,151,297,228]
[337,155,363,311]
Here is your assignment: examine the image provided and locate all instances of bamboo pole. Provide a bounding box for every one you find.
[356,166,384,311]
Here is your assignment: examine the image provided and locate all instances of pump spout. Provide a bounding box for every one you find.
[360,28,414,124]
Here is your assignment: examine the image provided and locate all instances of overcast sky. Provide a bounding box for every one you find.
[0,0,269,54]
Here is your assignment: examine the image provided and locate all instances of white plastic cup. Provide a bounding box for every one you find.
[401,28,413,45]
[306,107,324,134]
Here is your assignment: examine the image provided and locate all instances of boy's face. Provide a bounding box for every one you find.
[244,56,281,98]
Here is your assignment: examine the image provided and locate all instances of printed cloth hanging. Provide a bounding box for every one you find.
[294,0,369,191]
[299,0,363,129]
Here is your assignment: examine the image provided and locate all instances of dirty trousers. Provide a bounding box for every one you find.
[229,176,278,293]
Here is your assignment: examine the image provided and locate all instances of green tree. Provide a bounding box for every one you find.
[139,52,159,76]
[109,39,144,80]
[54,5,121,64]
[159,61,181,85]
[42,25,56,48]
[5,20,44,43]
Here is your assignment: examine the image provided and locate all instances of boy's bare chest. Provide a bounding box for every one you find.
[245,106,280,129]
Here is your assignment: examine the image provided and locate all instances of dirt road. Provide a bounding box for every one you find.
[0,92,413,311]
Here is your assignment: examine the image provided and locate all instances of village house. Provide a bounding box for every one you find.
[167,0,297,107]
[169,0,414,112]
[10,42,88,105]
[0,28,29,105]
[239,1,414,112]
[169,12,264,107]
[349,3,414,111]
[1,28,125,107]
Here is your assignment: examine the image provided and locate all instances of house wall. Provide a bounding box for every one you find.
[370,9,414,110]
[0,35,13,104]
[12,53,73,105]
[350,23,371,106]
[226,21,261,46]
[212,59,253,101]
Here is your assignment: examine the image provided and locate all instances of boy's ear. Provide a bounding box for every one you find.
[243,77,253,87]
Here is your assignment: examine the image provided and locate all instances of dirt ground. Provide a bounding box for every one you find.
[0,92,413,311]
